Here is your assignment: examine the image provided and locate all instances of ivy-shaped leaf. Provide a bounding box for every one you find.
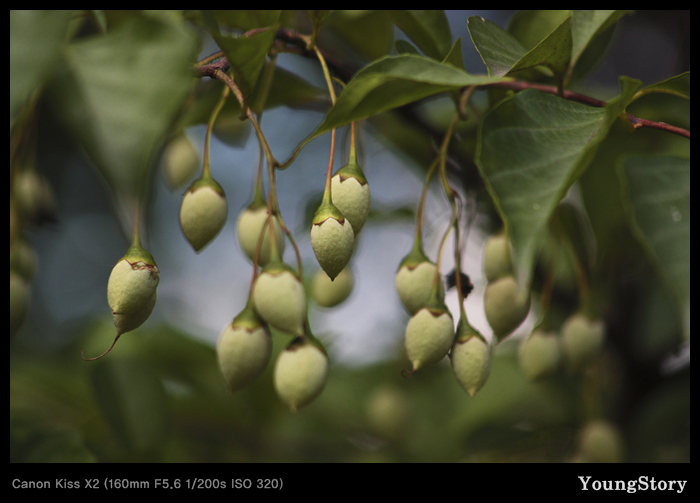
[619,155,690,337]
[388,10,452,61]
[476,78,641,290]
[50,16,198,200]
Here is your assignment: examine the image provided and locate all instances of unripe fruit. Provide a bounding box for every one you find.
[310,202,354,281]
[237,205,284,267]
[483,275,530,342]
[217,304,271,393]
[561,313,605,372]
[311,266,354,308]
[179,177,228,252]
[331,161,371,236]
[450,320,491,397]
[13,170,56,224]
[518,329,561,381]
[365,385,411,441]
[107,258,159,317]
[482,232,513,283]
[575,420,624,463]
[273,336,329,413]
[161,133,199,190]
[84,245,159,360]
[252,263,306,335]
[405,305,454,371]
[396,259,445,315]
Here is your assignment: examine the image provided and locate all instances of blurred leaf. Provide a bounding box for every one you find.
[633,71,691,102]
[388,10,452,61]
[325,10,394,62]
[91,357,171,457]
[211,9,281,31]
[49,15,197,201]
[620,155,690,333]
[395,39,421,55]
[18,429,96,463]
[10,10,73,129]
[476,79,640,289]
[213,26,278,100]
[467,16,529,77]
[264,67,329,110]
[303,55,507,145]
[570,10,628,70]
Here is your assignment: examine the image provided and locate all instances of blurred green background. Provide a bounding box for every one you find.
[11,10,689,463]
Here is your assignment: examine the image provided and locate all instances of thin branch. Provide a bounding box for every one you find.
[483,81,690,139]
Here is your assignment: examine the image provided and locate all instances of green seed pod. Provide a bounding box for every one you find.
[217,303,272,393]
[575,420,624,463]
[311,266,354,308]
[161,133,200,191]
[13,170,56,224]
[405,304,454,371]
[483,275,530,342]
[84,244,159,360]
[482,232,513,283]
[518,329,561,381]
[561,313,605,372]
[252,262,306,335]
[10,271,30,337]
[395,246,445,315]
[107,255,159,318]
[310,200,354,281]
[273,335,329,413]
[450,319,491,397]
[236,205,284,267]
[331,160,370,236]
[179,177,228,252]
[365,384,411,441]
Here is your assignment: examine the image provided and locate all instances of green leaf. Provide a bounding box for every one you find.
[442,37,465,71]
[213,25,278,99]
[303,55,507,144]
[388,10,452,60]
[632,71,691,102]
[467,16,529,77]
[211,9,281,31]
[508,16,572,78]
[50,16,197,201]
[570,10,628,70]
[395,39,421,55]
[619,155,690,336]
[326,10,394,62]
[10,10,73,129]
[91,357,171,456]
[476,82,640,290]
[507,10,571,50]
